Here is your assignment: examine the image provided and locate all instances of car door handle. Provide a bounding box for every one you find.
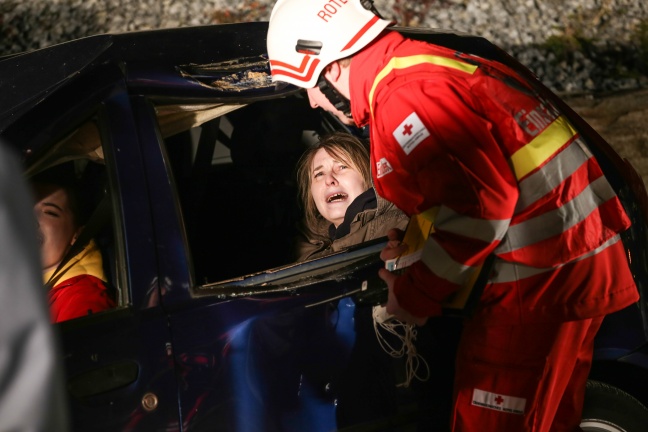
[67,360,139,399]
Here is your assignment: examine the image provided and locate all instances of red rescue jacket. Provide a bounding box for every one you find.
[350,31,638,324]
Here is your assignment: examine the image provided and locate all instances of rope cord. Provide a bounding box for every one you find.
[372,306,430,388]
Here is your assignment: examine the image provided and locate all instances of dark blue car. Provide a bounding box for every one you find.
[1,22,647,431]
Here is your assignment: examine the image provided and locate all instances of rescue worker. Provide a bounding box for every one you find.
[266,1,640,431]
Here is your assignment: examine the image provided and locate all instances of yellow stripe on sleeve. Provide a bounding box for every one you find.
[509,115,578,180]
[369,55,478,118]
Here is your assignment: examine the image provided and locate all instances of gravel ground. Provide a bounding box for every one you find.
[566,89,648,189]
[2,0,647,187]
[1,0,647,95]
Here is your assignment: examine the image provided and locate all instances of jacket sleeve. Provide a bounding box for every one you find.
[369,198,410,239]
[372,78,519,317]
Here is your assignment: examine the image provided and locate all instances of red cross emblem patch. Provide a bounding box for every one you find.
[392,112,430,155]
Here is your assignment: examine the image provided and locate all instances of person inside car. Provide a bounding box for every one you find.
[267,1,640,430]
[32,168,115,323]
[293,132,460,428]
[294,131,409,426]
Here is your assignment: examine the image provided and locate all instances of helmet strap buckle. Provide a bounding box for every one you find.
[317,74,352,120]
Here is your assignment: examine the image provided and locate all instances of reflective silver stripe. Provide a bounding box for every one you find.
[491,235,621,283]
[496,175,618,254]
[420,236,478,286]
[436,206,510,243]
[515,138,592,214]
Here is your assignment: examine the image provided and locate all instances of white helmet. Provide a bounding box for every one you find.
[267,0,393,88]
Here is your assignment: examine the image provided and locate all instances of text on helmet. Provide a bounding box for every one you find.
[318,0,349,23]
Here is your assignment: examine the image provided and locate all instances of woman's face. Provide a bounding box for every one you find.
[33,183,80,273]
[310,147,366,228]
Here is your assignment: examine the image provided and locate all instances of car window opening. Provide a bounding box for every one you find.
[160,95,329,285]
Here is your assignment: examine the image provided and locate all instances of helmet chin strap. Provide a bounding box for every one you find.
[317,74,353,121]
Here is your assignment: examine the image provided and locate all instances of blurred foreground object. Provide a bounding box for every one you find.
[0,142,70,431]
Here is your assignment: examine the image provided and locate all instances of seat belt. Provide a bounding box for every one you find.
[45,193,112,289]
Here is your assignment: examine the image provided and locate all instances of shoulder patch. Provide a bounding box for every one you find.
[393,112,430,155]
[376,157,393,179]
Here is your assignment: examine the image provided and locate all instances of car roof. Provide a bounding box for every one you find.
[0,21,303,133]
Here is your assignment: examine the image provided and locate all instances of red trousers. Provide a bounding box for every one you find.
[450,316,604,432]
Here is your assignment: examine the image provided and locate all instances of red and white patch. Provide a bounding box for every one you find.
[392,112,430,155]
[375,157,393,179]
[472,388,526,415]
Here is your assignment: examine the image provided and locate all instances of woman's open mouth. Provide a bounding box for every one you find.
[327,192,347,203]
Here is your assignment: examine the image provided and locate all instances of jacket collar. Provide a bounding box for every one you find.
[329,188,377,239]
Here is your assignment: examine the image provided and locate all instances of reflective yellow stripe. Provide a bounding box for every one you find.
[509,115,578,180]
[369,55,478,118]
